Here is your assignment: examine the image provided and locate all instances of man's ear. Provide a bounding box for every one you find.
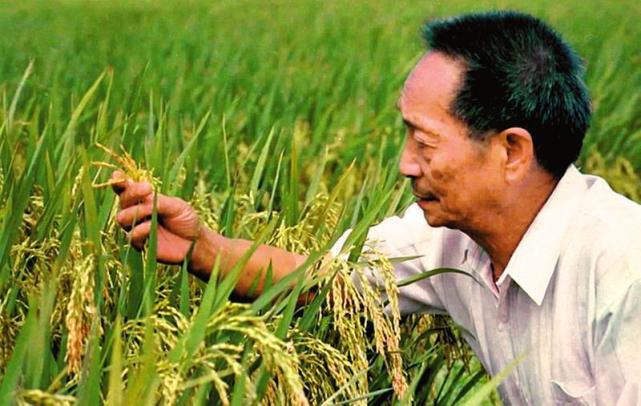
[495,127,534,183]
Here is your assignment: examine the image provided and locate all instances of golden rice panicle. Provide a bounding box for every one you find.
[91,143,161,189]
[189,178,221,230]
[9,190,61,301]
[264,192,341,253]
[325,259,369,392]
[329,247,407,397]
[0,298,20,370]
[270,220,316,254]
[187,342,246,406]
[585,150,641,201]
[119,303,182,403]
[156,360,183,405]
[17,389,76,406]
[362,249,407,396]
[294,332,363,404]
[120,301,306,405]
[64,251,96,376]
[206,303,308,405]
[235,191,269,231]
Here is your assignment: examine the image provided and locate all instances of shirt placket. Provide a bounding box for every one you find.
[496,278,529,404]
[470,245,524,403]
[465,247,528,403]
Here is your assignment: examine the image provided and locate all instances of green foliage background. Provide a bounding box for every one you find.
[0,0,640,404]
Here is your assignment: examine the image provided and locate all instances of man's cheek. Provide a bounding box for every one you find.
[429,166,446,182]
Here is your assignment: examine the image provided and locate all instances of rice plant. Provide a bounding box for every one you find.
[1,0,639,404]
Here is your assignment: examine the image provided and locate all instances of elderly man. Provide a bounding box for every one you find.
[112,11,641,405]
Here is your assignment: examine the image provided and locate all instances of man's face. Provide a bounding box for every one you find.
[398,52,502,231]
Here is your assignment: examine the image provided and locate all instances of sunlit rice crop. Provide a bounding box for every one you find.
[0,0,639,404]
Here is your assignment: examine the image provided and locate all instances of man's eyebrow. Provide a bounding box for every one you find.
[402,118,442,139]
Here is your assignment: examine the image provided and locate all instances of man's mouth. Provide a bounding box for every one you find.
[413,191,438,202]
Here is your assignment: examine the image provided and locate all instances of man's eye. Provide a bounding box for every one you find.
[415,136,433,148]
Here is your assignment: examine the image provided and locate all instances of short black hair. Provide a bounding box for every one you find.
[422,11,591,178]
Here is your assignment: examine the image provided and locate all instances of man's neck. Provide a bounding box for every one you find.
[469,175,559,282]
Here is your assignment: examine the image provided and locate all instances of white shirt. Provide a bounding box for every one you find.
[331,165,641,405]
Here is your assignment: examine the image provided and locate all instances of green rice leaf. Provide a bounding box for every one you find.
[396,268,472,288]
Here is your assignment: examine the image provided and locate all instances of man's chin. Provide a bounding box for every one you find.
[422,211,446,228]
[416,200,450,227]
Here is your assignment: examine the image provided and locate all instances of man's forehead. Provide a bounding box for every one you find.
[406,52,463,88]
[396,56,425,112]
[398,54,464,112]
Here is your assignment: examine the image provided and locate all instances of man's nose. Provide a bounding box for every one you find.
[399,141,421,178]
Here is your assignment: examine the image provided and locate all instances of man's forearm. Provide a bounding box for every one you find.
[188,226,308,298]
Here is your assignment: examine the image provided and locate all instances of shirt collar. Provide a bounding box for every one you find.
[500,164,588,305]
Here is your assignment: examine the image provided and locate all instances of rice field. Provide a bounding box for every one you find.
[1,0,640,404]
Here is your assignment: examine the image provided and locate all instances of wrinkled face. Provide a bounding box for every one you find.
[398,52,502,231]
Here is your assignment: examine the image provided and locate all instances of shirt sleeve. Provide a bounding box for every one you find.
[594,279,641,405]
[328,204,447,314]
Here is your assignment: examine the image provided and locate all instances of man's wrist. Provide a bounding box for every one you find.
[188,226,227,280]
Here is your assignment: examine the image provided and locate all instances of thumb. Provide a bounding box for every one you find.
[110,170,129,195]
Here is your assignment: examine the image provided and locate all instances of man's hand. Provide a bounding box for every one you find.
[111,170,201,266]
[110,169,310,297]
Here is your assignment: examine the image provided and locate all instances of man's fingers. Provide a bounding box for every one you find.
[110,170,128,195]
[128,221,151,250]
[116,202,154,229]
[119,181,154,209]
[116,194,185,227]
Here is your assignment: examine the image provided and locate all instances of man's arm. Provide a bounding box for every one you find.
[111,171,307,298]
[189,227,307,297]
